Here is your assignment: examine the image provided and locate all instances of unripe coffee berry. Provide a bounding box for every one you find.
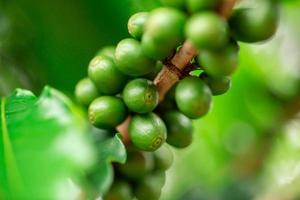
[117,150,154,180]
[128,12,148,40]
[175,76,212,119]
[185,12,228,50]
[198,44,238,77]
[75,78,99,106]
[129,113,167,151]
[115,38,155,76]
[88,96,127,129]
[88,56,127,95]
[200,73,231,96]
[229,1,278,43]
[123,78,159,114]
[163,110,193,148]
[153,144,173,171]
[134,172,166,200]
[142,7,186,60]
[96,46,115,59]
[103,181,132,200]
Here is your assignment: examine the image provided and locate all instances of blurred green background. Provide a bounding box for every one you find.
[1,0,300,199]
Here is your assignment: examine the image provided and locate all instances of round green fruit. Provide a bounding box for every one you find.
[88,96,127,129]
[198,44,238,77]
[175,76,212,119]
[88,56,127,95]
[96,46,115,59]
[185,12,228,50]
[186,0,220,13]
[115,38,155,76]
[141,34,174,60]
[75,78,99,106]
[104,181,132,200]
[200,73,231,96]
[164,110,193,148]
[123,78,159,114]
[142,7,186,60]
[229,1,278,43]
[117,150,154,180]
[129,113,167,151]
[134,172,166,200]
[153,144,173,171]
[128,12,149,40]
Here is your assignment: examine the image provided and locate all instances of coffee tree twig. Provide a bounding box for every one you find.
[117,0,237,141]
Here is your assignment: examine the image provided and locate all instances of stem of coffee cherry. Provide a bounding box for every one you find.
[117,0,237,143]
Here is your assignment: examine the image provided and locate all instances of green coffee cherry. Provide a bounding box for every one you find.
[185,12,228,50]
[141,34,174,60]
[104,181,132,200]
[96,46,115,59]
[160,0,185,9]
[153,144,173,171]
[117,150,154,180]
[229,1,278,43]
[200,73,231,96]
[175,76,212,119]
[134,172,166,200]
[88,56,127,95]
[115,38,155,76]
[129,113,167,151]
[198,44,238,77]
[75,78,99,106]
[128,12,149,40]
[186,0,220,13]
[164,110,193,148]
[123,78,159,114]
[142,7,186,60]
[88,96,127,129]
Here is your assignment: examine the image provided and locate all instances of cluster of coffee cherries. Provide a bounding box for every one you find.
[75,0,278,199]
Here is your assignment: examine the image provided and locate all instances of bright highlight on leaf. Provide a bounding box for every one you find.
[0,86,126,200]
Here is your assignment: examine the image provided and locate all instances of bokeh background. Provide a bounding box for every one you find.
[1,0,300,199]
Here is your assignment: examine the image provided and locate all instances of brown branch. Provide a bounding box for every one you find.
[117,0,237,141]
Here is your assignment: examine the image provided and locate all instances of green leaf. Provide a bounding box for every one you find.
[0,86,96,200]
[86,133,127,198]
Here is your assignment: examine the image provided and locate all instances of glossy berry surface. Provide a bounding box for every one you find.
[199,44,238,77]
[141,34,175,61]
[229,1,278,43]
[142,7,186,60]
[103,181,132,200]
[164,110,193,148]
[153,144,173,171]
[134,172,166,200]
[185,12,228,50]
[75,78,99,106]
[175,76,212,119]
[88,96,127,129]
[117,150,154,180]
[115,38,155,76]
[88,56,127,95]
[128,12,148,40]
[129,113,167,151]
[96,46,115,59]
[123,78,159,114]
[200,73,231,96]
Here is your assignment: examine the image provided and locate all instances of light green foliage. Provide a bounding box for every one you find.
[0,87,96,199]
